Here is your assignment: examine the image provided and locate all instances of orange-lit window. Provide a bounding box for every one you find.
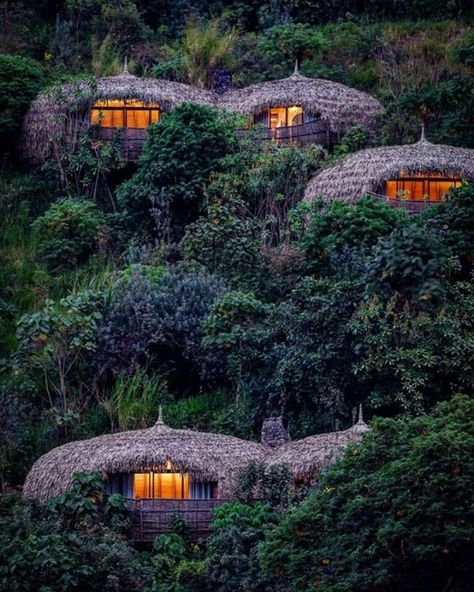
[268,106,303,129]
[91,99,160,129]
[133,471,189,499]
[385,174,462,202]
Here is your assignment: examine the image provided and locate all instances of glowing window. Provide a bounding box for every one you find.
[133,469,189,500]
[91,99,160,129]
[268,106,303,128]
[385,173,462,202]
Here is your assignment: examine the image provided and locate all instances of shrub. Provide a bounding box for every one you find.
[260,396,474,592]
[32,198,107,270]
[0,54,45,151]
[117,103,239,241]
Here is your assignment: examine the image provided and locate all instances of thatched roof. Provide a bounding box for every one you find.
[95,69,216,111]
[305,132,474,204]
[23,409,369,503]
[23,414,265,503]
[268,419,369,481]
[218,68,382,133]
[22,68,215,162]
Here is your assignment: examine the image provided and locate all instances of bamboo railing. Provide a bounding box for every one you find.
[125,498,228,541]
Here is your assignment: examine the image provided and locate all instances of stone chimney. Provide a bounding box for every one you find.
[212,69,232,95]
[261,416,290,448]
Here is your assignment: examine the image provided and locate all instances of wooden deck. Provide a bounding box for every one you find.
[240,120,333,148]
[125,498,228,542]
[367,192,442,213]
[92,127,148,161]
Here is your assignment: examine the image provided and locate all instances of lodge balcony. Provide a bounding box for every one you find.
[125,498,228,542]
[240,120,333,148]
[89,120,333,162]
[91,127,147,161]
[367,192,442,213]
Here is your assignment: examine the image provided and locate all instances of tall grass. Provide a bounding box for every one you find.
[107,369,168,432]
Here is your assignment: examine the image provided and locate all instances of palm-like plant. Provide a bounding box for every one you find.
[183,19,235,89]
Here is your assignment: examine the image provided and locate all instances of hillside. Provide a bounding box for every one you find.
[0,2,474,591]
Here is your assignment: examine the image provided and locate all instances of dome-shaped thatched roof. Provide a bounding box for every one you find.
[22,69,215,163]
[95,70,216,111]
[268,413,369,480]
[23,409,369,503]
[218,69,382,133]
[23,416,265,502]
[305,134,474,204]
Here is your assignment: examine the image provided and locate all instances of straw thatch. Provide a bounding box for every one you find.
[268,416,369,481]
[23,416,265,503]
[22,69,216,162]
[23,410,369,503]
[305,133,474,204]
[218,70,382,133]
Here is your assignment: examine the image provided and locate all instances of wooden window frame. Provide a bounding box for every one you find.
[91,100,160,129]
[385,176,462,202]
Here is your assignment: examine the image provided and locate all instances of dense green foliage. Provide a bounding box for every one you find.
[0,472,149,592]
[260,396,474,592]
[33,198,107,269]
[0,3,473,591]
[117,103,239,240]
[0,54,45,150]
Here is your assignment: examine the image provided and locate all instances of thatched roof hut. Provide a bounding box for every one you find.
[23,410,368,503]
[268,412,369,481]
[305,132,474,204]
[23,413,265,503]
[218,66,382,134]
[22,66,215,162]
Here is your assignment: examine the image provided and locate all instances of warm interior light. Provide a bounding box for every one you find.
[133,471,189,499]
[385,173,462,202]
[269,106,303,128]
[91,99,160,129]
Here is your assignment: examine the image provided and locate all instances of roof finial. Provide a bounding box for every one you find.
[351,403,369,434]
[420,122,426,143]
[293,59,300,76]
[123,55,129,75]
[156,404,164,426]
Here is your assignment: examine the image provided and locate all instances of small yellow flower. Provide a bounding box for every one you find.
[321,558,331,566]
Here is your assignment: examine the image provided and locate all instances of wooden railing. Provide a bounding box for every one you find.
[366,192,443,213]
[125,498,228,542]
[240,120,333,148]
[89,119,332,161]
[92,127,148,161]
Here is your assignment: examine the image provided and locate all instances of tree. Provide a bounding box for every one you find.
[260,395,474,592]
[15,291,102,413]
[365,223,449,306]
[206,502,279,592]
[98,268,228,390]
[179,195,263,285]
[302,196,408,267]
[425,184,474,278]
[32,198,107,270]
[0,54,45,151]
[0,472,148,592]
[117,103,239,241]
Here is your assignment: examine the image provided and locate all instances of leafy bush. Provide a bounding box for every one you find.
[206,502,279,592]
[303,196,408,265]
[260,395,474,592]
[98,268,228,388]
[117,103,239,240]
[33,198,107,270]
[0,473,150,592]
[0,54,45,150]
